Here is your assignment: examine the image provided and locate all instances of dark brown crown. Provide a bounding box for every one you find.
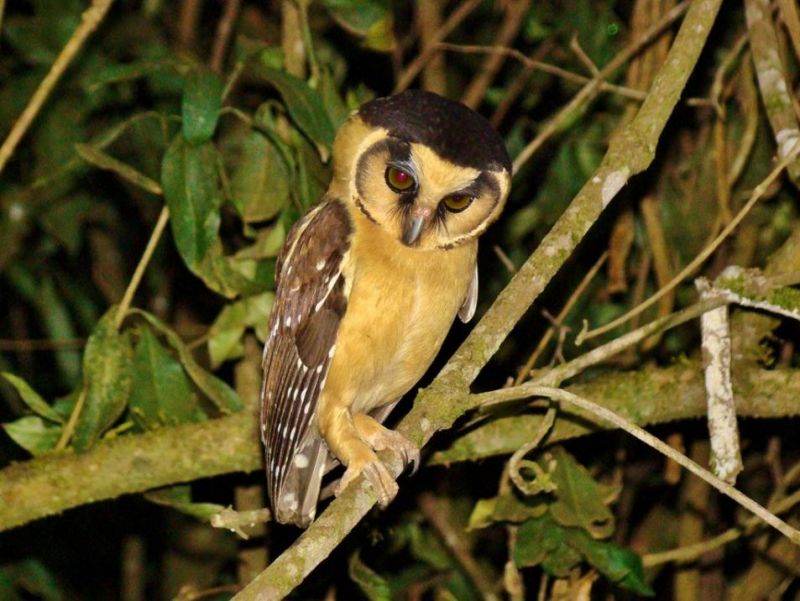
[358,90,512,173]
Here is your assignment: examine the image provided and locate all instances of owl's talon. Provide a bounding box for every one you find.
[336,454,399,507]
[353,417,420,476]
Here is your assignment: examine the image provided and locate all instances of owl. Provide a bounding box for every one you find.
[261,90,512,527]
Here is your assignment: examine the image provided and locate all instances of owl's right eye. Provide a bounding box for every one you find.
[385,166,415,192]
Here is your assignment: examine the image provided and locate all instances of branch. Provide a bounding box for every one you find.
[2,360,798,535]
[233,2,725,596]
[0,411,260,532]
[521,387,800,543]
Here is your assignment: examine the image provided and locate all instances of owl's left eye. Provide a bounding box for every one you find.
[385,166,415,192]
[442,194,473,213]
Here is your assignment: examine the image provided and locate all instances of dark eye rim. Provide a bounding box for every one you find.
[442,193,474,213]
[385,166,416,193]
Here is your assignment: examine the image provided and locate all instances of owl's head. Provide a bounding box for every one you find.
[330,90,512,250]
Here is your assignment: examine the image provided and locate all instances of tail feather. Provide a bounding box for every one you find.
[271,437,329,528]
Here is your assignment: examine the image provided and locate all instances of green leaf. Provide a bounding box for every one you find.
[161,135,223,268]
[195,241,267,298]
[255,67,335,161]
[235,222,285,260]
[229,129,291,222]
[131,309,243,413]
[182,68,224,144]
[468,498,498,530]
[1,372,63,423]
[547,447,615,539]
[37,194,95,255]
[0,571,20,601]
[292,131,330,209]
[36,275,81,385]
[84,59,178,91]
[3,558,64,601]
[540,539,582,578]
[468,490,548,530]
[513,514,565,569]
[128,326,205,429]
[565,529,654,595]
[2,416,61,456]
[319,68,351,129]
[207,292,275,368]
[145,485,225,521]
[73,308,134,451]
[349,551,391,601]
[75,143,162,195]
[321,0,395,52]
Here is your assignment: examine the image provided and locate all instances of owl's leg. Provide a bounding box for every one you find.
[320,407,399,506]
[352,413,420,474]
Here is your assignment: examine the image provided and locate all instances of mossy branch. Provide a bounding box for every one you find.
[235,0,724,598]
[2,361,798,535]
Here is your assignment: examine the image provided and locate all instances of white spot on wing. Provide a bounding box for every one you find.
[316,259,326,271]
[283,492,298,511]
[294,454,309,468]
[285,316,292,327]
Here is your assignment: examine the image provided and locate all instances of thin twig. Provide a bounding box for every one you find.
[489,41,554,128]
[514,252,608,385]
[644,487,800,565]
[54,387,87,451]
[0,338,85,352]
[512,0,689,173]
[209,0,241,74]
[461,0,532,109]
[418,493,500,601]
[0,0,116,178]
[418,0,447,94]
[482,386,800,544]
[177,0,201,50]
[439,43,647,101]
[577,141,800,344]
[507,405,557,494]
[114,207,170,330]
[493,245,517,274]
[394,0,481,92]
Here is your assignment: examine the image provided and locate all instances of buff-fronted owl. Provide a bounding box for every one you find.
[261,90,512,527]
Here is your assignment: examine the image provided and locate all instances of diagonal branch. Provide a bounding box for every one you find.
[233,0,725,598]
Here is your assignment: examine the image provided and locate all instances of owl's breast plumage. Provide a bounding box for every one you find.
[321,209,477,415]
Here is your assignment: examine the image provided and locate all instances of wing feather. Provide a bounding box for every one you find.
[261,199,352,527]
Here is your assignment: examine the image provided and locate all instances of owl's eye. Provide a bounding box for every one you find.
[442,194,473,213]
[385,166,415,192]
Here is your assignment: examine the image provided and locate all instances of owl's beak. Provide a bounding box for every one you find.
[402,207,432,246]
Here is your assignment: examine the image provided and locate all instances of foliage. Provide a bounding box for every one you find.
[1,0,800,600]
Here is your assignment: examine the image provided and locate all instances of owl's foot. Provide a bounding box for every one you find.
[335,442,398,507]
[334,415,420,506]
[353,414,420,475]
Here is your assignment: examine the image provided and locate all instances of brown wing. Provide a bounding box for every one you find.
[261,199,352,527]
